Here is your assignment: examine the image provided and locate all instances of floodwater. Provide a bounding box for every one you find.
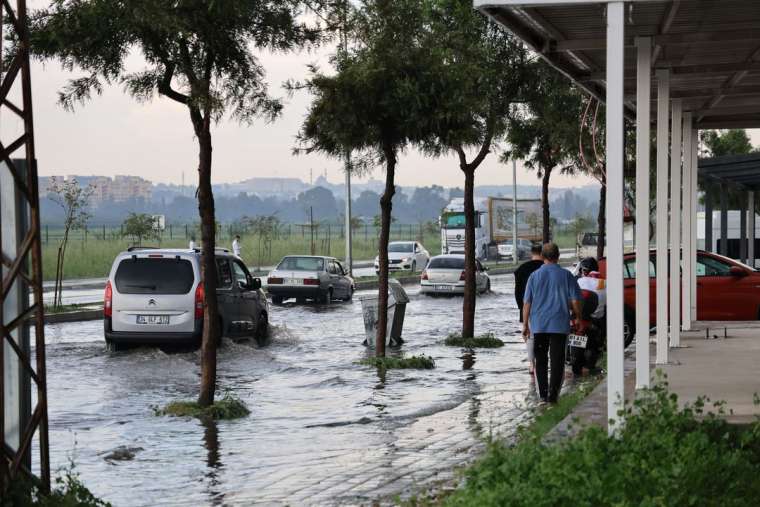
[41,275,542,506]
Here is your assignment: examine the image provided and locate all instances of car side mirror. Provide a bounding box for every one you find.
[729,266,747,277]
[251,277,262,290]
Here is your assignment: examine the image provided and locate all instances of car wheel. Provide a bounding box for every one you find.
[623,306,635,349]
[411,261,416,273]
[320,289,332,305]
[344,286,354,301]
[106,340,124,352]
[485,279,491,293]
[272,295,283,305]
[255,312,269,342]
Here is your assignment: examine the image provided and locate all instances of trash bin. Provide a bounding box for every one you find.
[360,279,408,348]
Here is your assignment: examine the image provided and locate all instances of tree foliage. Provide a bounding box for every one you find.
[122,212,161,245]
[701,129,759,158]
[31,0,322,407]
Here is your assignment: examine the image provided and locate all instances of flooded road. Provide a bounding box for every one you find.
[42,274,542,506]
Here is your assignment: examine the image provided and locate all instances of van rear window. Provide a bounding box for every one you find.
[115,258,194,294]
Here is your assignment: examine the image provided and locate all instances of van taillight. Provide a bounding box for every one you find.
[104,281,112,317]
[303,278,319,286]
[195,283,204,319]
[421,270,428,280]
[267,277,283,284]
[460,271,466,281]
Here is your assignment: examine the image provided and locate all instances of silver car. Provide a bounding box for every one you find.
[374,241,430,274]
[267,255,354,304]
[420,254,491,295]
[498,238,533,261]
[104,247,268,350]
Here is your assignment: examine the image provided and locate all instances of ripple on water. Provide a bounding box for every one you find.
[42,274,531,505]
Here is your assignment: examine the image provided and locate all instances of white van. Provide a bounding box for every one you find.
[104,247,268,349]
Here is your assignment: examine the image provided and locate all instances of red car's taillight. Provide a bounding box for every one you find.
[104,281,112,317]
[303,278,319,286]
[421,270,429,280]
[195,283,204,319]
[267,277,283,284]
[460,270,466,281]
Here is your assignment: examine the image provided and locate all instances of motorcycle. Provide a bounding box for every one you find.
[566,289,606,375]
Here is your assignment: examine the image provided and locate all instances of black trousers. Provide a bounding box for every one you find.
[533,333,567,402]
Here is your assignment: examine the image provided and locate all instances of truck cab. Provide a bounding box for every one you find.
[440,198,491,260]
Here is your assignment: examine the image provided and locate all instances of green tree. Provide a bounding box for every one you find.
[122,212,161,246]
[31,0,320,407]
[701,129,759,157]
[505,62,584,243]
[47,177,94,308]
[422,0,528,339]
[297,0,440,356]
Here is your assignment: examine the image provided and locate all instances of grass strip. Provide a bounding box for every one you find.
[443,377,760,506]
[155,392,250,420]
[359,355,435,369]
[444,332,504,348]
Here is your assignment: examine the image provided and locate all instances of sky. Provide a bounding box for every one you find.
[19,5,760,190]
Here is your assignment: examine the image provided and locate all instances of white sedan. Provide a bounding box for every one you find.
[374,241,430,274]
[420,254,490,295]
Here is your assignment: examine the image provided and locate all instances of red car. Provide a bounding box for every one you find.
[598,250,760,335]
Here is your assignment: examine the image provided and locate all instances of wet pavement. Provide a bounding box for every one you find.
[40,274,545,506]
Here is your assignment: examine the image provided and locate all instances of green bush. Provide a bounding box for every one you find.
[445,380,760,506]
[155,392,250,420]
[359,355,435,369]
[3,468,110,507]
[444,332,504,348]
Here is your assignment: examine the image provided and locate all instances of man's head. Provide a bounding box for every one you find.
[541,242,560,263]
[235,235,241,240]
[530,244,543,260]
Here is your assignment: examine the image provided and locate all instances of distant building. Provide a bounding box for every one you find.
[41,174,152,203]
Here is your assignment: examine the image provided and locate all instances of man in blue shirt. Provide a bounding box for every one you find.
[522,243,582,403]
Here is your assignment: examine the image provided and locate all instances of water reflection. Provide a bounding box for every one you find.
[461,350,476,370]
[201,418,224,506]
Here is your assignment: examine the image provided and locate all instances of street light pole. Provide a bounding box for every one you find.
[345,153,353,274]
[512,158,518,266]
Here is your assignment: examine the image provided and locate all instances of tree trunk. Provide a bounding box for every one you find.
[462,166,477,339]
[597,176,606,259]
[541,169,552,243]
[376,142,396,357]
[195,114,221,408]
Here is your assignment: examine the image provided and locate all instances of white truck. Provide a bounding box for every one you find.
[440,197,543,260]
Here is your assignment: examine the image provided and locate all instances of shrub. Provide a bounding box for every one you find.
[3,467,111,507]
[155,392,250,420]
[359,355,435,370]
[444,379,760,506]
[444,332,504,348]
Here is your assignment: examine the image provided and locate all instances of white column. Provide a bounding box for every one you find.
[655,69,670,365]
[690,129,698,322]
[606,1,625,433]
[670,99,683,348]
[635,37,651,389]
[681,113,692,331]
[750,190,756,268]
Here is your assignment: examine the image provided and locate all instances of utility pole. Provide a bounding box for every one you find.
[310,206,315,255]
[339,0,353,275]
[512,158,518,266]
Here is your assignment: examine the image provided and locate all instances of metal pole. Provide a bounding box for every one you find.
[670,99,683,348]
[705,190,713,253]
[606,1,625,433]
[681,113,692,332]
[655,69,670,365]
[749,191,756,268]
[512,158,518,266]
[740,194,748,264]
[690,129,698,323]
[345,157,353,275]
[720,183,728,256]
[635,37,651,389]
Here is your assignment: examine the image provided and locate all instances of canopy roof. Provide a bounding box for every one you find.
[699,153,760,190]
[475,0,760,129]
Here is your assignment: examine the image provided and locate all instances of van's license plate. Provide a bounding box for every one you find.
[568,334,588,349]
[435,285,453,291]
[136,315,170,325]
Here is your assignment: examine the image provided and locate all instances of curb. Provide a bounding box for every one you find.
[45,309,103,324]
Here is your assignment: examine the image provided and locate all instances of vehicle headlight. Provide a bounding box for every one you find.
[402,257,410,262]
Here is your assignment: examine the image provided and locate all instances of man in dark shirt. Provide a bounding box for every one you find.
[515,244,544,374]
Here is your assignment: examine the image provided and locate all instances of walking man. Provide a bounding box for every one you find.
[515,244,544,374]
[232,234,242,258]
[522,243,582,403]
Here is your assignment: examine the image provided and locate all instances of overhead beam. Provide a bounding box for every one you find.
[652,0,680,64]
[697,45,760,122]
[585,61,760,81]
[697,105,760,117]
[553,30,760,52]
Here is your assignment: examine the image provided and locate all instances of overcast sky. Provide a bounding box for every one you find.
[21,7,760,190]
